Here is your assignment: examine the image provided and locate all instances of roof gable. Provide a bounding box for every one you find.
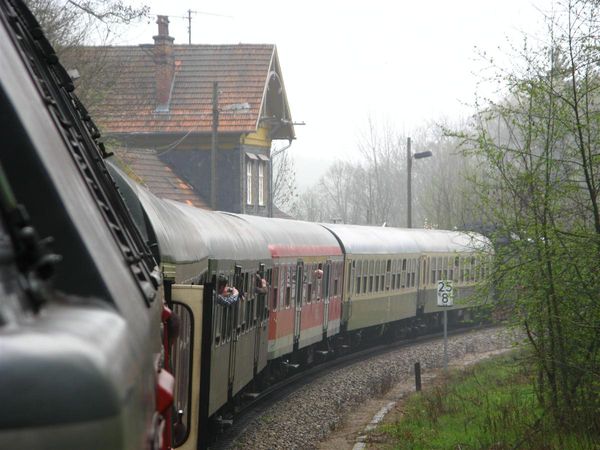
[66,43,294,138]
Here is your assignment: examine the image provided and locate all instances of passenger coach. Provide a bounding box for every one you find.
[228,214,344,365]
[323,224,488,336]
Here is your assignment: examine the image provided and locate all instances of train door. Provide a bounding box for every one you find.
[169,283,213,450]
[417,255,428,313]
[254,263,269,375]
[294,260,304,345]
[228,265,243,394]
[322,260,331,333]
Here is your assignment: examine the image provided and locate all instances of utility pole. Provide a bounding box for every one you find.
[211,81,219,210]
[407,137,412,228]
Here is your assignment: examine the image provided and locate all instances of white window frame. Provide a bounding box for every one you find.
[246,159,253,205]
[258,162,265,206]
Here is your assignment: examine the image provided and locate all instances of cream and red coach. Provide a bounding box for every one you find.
[229,215,344,362]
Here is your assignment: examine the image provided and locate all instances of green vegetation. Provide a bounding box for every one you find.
[451,0,600,437]
[376,353,598,449]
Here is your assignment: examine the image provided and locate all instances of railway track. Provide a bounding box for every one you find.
[210,322,492,449]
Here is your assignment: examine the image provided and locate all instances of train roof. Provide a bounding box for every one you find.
[321,223,486,255]
[223,214,342,258]
[109,163,270,264]
[169,203,271,262]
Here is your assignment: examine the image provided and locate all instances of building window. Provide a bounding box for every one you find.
[258,162,265,206]
[246,159,253,205]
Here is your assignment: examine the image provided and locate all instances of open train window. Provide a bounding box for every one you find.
[272,267,279,311]
[334,278,338,296]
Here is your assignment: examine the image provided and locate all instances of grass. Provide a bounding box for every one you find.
[374,352,598,449]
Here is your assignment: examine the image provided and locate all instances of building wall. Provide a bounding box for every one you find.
[160,147,242,213]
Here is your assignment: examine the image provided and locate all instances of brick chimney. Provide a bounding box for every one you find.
[153,15,175,111]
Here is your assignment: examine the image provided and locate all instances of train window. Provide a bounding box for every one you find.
[307,283,312,303]
[285,286,291,307]
[290,267,296,305]
[240,297,246,333]
[356,276,361,295]
[369,275,373,292]
[271,268,279,311]
[223,306,230,342]
[324,263,331,299]
[334,278,339,296]
[385,259,391,290]
[391,274,396,290]
[235,300,241,336]
[170,302,193,446]
[248,297,253,331]
[214,303,222,346]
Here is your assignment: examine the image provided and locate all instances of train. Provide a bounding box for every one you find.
[0,1,172,449]
[0,1,490,449]
[108,163,489,449]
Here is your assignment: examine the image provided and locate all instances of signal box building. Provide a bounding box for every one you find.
[69,16,295,216]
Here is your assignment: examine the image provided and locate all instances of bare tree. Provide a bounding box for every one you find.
[271,144,298,214]
[25,0,148,109]
[25,0,149,53]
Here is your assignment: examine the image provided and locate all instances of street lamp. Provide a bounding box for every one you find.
[406,137,432,228]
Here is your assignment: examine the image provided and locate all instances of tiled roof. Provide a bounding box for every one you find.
[113,147,209,209]
[69,44,279,135]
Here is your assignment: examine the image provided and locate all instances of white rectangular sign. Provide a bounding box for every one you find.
[437,280,454,306]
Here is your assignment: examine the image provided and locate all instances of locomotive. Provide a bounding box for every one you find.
[0,1,172,448]
[108,164,489,449]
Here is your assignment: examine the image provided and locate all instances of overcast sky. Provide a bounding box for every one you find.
[119,0,550,188]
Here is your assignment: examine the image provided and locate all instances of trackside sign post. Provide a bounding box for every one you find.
[437,280,454,371]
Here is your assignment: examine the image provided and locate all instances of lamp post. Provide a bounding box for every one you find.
[406,137,432,228]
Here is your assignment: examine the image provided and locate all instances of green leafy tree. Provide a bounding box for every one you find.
[461,0,600,436]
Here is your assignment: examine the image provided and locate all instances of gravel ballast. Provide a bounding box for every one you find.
[231,327,522,450]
